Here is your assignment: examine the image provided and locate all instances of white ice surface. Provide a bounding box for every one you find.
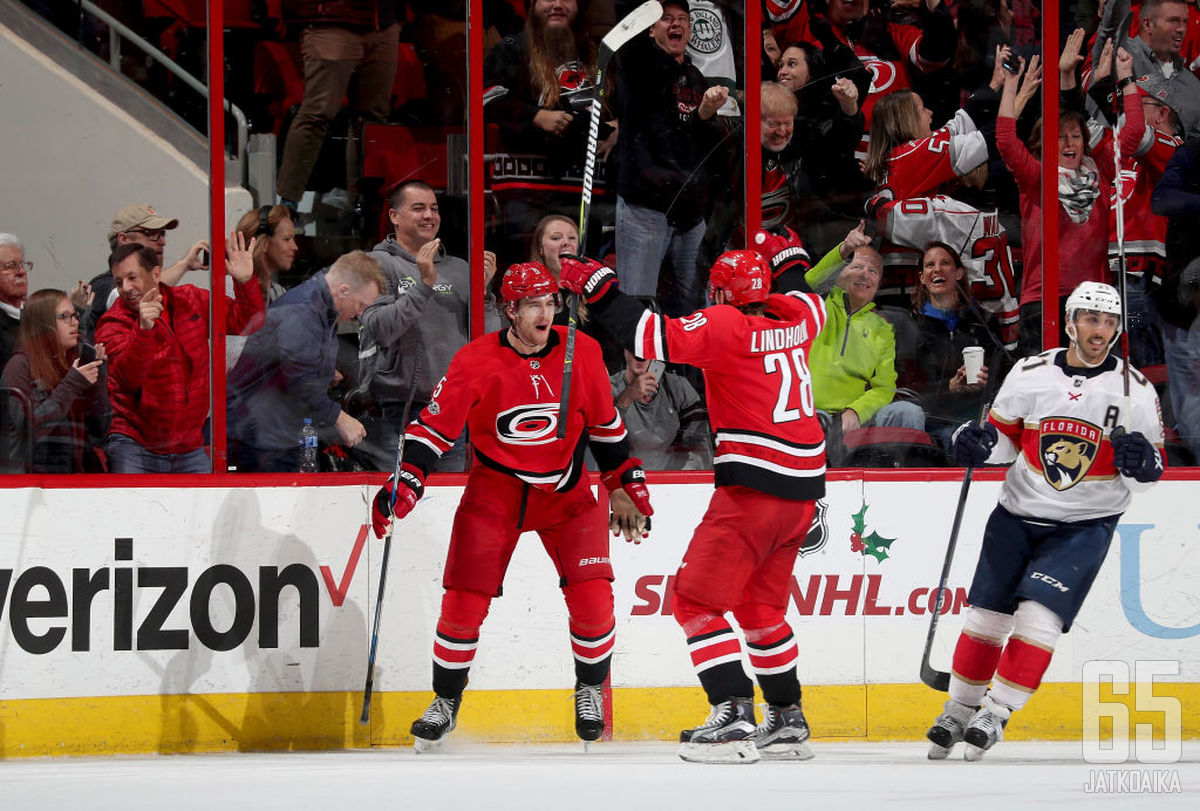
[2,741,1197,810]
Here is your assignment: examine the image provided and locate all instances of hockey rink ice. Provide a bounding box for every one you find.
[3,741,1197,809]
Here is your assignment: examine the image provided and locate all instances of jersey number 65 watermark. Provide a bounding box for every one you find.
[1082,660,1182,764]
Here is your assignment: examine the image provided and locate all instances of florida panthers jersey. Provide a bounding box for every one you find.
[629,293,828,500]
[985,349,1165,523]
[405,327,627,491]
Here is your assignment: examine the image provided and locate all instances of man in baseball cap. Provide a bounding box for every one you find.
[83,203,209,341]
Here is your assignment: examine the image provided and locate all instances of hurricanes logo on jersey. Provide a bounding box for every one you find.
[1038,417,1102,490]
[496,403,559,446]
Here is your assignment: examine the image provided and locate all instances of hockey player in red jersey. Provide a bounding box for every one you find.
[925,281,1165,762]
[559,249,827,764]
[370,262,653,751]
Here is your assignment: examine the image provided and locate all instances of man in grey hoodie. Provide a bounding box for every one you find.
[358,180,500,471]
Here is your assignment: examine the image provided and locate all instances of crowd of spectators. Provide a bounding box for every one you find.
[6,0,1200,474]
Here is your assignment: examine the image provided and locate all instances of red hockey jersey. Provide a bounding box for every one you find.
[405,327,626,491]
[629,293,828,500]
[1107,125,1182,278]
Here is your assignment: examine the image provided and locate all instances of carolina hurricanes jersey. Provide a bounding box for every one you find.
[879,194,1020,347]
[405,327,627,491]
[874,110,989,202]
[629,293,828,500]
[986,349,1165,523]
[1106,125,1182,278]
[845,24,924,160]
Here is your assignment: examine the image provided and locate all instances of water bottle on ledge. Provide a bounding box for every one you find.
[299,418,319,473]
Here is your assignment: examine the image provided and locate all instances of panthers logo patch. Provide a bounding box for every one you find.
[1038,417,1102,490]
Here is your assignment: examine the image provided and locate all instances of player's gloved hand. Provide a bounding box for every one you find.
[601,457,653,519]
[1110,428,1163,483]
[951,420,998,467]
[559,255,617,303]
[753,227,811,279]
[370,463,426,538]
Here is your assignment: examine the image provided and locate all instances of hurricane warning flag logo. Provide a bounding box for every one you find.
[1038,417,1101,490]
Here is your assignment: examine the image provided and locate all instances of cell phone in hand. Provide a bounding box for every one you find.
[197,249,210,266]
[78,344,97,364]
[647,359,665,379]
[1002,53,1021,74]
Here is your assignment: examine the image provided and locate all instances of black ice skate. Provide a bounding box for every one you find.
[678,697,759,764]
[574,682,605,743]
[410,695,461,753]
[926,699,976,760]
[752,703,814,761]
[963,695,1010,761]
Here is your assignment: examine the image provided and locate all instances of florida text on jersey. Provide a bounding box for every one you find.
[986,349,1166,523]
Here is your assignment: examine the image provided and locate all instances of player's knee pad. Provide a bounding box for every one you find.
[1012,600,1064,649]
[439,588,493,638]
[732,603,787,642]
[962,605,1015,645]
[562,579,614,632]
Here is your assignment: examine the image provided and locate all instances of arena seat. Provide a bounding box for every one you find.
[841,427,949,468]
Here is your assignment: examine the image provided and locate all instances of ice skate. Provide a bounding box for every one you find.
[410,695,461,752]
[963,695,1010,761]
[926,699,976,760]
[678,697,760,764]
[752,703,814,761]
[574,682,605,744]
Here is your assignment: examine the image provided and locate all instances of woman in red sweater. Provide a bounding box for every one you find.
[997,32,1144,357]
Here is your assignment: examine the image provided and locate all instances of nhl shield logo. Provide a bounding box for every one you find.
[1038,417,1102,490]
[798,498,828,557]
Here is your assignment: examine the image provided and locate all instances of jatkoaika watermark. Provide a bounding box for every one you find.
[1084,769,1182,793]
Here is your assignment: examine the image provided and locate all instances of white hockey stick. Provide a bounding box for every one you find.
[557,0,663,438]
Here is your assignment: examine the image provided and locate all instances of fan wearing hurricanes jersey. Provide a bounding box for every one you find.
[925,282,1165,762]
[560,249,827,764]
[369,262,653,751]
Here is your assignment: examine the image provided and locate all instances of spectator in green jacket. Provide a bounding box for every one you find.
[805,232,925,465]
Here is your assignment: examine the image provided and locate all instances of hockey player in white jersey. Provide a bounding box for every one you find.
[925,281,1165,761]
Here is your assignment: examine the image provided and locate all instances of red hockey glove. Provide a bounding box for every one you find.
[753,227,812,279]
[1110,427,1164,483]
[370,463,425,538]
[601,457,653,517]
[559,255,618,303]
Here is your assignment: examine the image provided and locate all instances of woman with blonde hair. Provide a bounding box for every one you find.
[234,204,298,304]
[1,289,109,472]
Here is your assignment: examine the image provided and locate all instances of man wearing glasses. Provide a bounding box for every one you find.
[83,204,210,341]
[0,232,31,370]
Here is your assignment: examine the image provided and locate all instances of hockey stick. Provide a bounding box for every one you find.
[1109,52,1134,419]
[557,0,664,438]
[919,402,991,692]
[360,355,423,724]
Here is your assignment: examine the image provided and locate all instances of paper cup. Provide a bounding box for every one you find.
[962,346,984,385]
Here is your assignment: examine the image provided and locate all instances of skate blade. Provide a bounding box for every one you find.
[757,741,814,761]
[927,742,954,761]
[963,743,986,762]
[678,740,760,764]
[413,736,446,754]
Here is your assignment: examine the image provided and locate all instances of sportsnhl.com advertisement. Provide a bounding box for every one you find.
[0,479,1197,703]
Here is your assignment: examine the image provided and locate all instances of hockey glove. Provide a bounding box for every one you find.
[370,463,425,538]
[559,256,618,303]
[601,457,654,519]
[951,420,998,467]
[1110,428,1164,483]
[753,227,812,280]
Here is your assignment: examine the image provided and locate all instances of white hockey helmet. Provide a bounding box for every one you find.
[1064,281,1122,358]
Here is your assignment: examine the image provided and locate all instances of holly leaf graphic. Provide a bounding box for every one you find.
[861,531,896,563]
[852,503,868,534]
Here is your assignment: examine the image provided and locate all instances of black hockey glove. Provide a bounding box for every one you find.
[951,420,998,467]
[371,463,425,538]
[1110,428,1164,483]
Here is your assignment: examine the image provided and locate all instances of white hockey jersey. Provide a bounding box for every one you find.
[985,349,1165,523]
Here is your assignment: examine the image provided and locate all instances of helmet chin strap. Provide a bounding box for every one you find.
[1066,323,1111,369]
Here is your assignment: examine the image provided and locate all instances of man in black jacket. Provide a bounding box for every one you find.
[613,0,727,317]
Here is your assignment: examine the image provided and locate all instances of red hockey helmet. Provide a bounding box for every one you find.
[500,261,558,304]
[707,249,770,306]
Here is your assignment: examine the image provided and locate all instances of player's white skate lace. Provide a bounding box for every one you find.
[963,695,1011,762]
[926,699,976,760]
[678,697,760,764]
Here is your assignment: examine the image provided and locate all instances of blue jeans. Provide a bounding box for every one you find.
[615,196,706,317]
[1124,279,1165,369]
[106,434,210,474]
